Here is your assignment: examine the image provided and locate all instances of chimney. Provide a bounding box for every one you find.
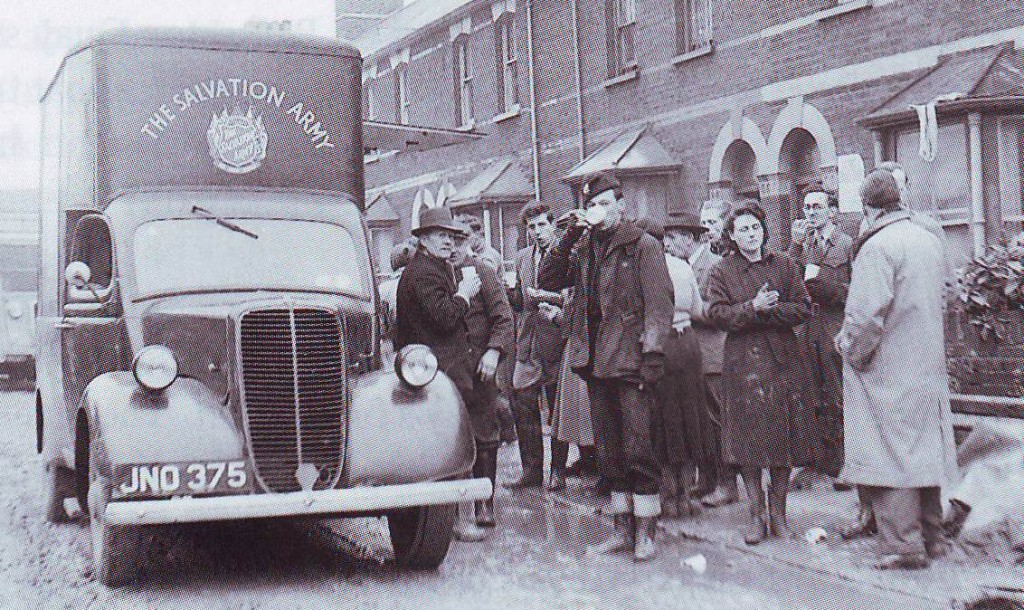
[336,0,404,42]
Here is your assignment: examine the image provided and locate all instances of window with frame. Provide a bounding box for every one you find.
[997,115,1024,227]
[607,0,637,77]
[893,121,970,221]
[454,35,474,127]
[675,0,713,55]
[496,14,518,114]
[394,63,409,125]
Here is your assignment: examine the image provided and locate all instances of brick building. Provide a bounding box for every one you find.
[349,0,1024,276]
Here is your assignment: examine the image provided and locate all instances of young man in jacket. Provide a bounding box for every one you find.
[538,172,673,561]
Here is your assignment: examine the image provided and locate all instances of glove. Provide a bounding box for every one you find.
[640,352,665,386]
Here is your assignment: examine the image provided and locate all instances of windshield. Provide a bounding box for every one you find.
[133,218,368,299]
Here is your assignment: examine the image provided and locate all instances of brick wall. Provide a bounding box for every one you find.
[356,0,1024,234]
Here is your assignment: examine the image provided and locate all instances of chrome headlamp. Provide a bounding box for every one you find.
[132,345,179,392]
[394,344,438,389]
[6,301,23,319]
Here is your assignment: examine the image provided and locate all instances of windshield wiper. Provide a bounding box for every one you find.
[191,205,259,239]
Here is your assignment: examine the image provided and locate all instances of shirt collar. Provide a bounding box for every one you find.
[689,242,709,264]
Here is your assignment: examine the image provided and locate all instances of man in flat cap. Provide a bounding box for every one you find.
[835,169,957,570]
[538,172,673,561]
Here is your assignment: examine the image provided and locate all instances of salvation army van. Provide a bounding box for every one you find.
[36,27,489,586]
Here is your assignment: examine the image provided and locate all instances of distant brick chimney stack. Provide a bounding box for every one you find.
[336,0,404,42]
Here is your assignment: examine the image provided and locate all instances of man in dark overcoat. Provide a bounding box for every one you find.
[448,223,514,540]
[538,172,673,561]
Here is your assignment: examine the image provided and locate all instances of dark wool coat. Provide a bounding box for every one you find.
[461,258,515,366]
[394,250,472,389]
[789,228,854,476]
[705,251,816,467]
[538,220,673,381]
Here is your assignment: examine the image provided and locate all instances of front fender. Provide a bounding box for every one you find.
[84,373,245,476]
[343,370,475,487]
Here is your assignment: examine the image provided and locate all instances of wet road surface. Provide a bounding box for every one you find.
[0,389,943,609]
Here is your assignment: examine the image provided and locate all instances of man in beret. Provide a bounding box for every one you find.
[538,172,673,561]
[835,169,957,570]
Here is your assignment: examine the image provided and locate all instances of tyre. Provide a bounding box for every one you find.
[43,462,75,523]
[87,442,146,587]
[387,503,457,569]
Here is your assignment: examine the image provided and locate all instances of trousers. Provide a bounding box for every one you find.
[587,377,659,496]
[861,485,943,556]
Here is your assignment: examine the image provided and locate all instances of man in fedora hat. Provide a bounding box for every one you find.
[395,205,483,403]
[538,172,673,561]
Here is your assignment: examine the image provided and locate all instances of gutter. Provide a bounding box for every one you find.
[526,0,542,201]
[572,0,586,163]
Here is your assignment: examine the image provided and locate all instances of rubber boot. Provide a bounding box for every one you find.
[474,442,499,527]
[660,468,679,519]
[633,516,658,562]
[547,439,569,491]
[768,467,794,539]
[589,514,635,555]
[701,465,740,508]
[677,465,702,517]
[741,467,768,545]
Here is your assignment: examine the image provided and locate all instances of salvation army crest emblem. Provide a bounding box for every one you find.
[206,105,268,174]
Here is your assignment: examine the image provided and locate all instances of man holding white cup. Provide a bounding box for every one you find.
[788,186,862,506]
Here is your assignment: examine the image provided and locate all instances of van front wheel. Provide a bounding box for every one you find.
[88,446,145,586]
[387,503,457,569]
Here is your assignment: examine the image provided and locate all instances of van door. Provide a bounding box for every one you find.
[60,214,126,412]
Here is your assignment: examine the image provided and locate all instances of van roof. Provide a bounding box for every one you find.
[69,26,361,58]
[43,26,361,101]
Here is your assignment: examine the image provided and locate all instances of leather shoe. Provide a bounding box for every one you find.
[564,459,596,478]
[744,514,768,546]
[475,500,495,528]
[454,519,488,543]
[874,553,929,571]
[546,469,566,491]
[926,540,951,560]
[701,486,739,508]
[504,471,543,489]
[840,509,878,540]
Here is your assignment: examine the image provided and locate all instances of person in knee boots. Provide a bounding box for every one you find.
[538,173,674,561]
[449,220,515,540]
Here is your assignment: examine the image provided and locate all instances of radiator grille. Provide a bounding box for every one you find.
[239,307,346,492]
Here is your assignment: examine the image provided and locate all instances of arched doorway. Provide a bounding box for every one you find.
[721,139,760,202]
[774,128,822,250]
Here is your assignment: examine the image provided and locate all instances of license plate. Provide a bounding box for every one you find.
[113,461,250,498]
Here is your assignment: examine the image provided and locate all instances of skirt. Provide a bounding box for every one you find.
[552,350,594,447]
[652,327,715,468]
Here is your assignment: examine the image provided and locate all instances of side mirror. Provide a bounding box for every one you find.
[65,261,91,290]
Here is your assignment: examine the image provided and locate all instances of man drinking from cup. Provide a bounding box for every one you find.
[538,172,673,561]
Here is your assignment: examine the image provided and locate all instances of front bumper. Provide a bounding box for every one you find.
[105,477,493,526]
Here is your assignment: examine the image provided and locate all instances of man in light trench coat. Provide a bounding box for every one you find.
[834,169,958,570]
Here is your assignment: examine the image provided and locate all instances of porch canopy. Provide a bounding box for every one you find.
[563,125,680,185]
[364,191,399,227]
[860,45,1024,128]
[363,120,485,154]
[449,158,533,207]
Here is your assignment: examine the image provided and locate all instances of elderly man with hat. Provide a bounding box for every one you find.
[538,172,673,561]
[652,213,716,518]
[834,169,957,570]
